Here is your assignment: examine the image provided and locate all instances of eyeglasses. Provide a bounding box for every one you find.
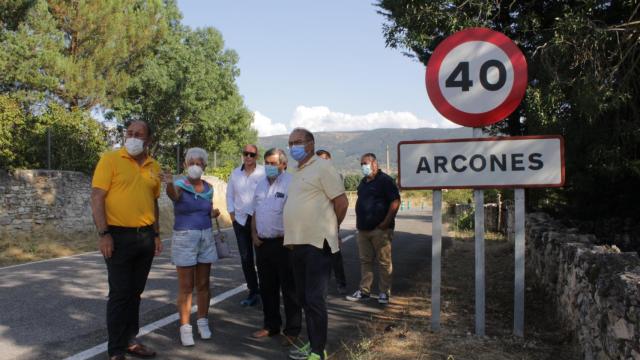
[243,152,257,158]
[287,140,310,147]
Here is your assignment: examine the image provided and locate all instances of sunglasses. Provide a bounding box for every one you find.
[243,152,257,158]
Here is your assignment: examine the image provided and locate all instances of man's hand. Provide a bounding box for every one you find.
[252,234,263,247]
[99,234,114,258]
[154,236,163,256]
[377,221,390,231]
[212,208,221,218]
[229,212,235,224]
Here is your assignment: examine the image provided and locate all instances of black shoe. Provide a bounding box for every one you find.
[240,293,260,306]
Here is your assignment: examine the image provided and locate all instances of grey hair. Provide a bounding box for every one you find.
[185,147,208,166]
[264,148,288,164]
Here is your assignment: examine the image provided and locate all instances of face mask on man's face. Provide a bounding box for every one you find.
[124,137,144,156]
[362,164,372,177]
[265,165,280,178]
[289,145,307,161]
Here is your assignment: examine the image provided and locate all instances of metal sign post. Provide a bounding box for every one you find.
[410,27,555,338]
[431,189,442,331]
[514,188,525,336]
[472,127,485,336]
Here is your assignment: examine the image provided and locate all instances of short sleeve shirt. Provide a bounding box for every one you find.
[355,171,400,231]
[253,172,292,238]
[283,156,345,253]
[92,148,161,227]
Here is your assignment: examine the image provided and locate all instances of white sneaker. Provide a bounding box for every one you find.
[180,324,195,346]
[197,318,212,339]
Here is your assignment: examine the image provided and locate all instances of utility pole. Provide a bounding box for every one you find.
[386,144,390,173]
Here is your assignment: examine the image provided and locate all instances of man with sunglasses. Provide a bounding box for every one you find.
[226,144,265,306]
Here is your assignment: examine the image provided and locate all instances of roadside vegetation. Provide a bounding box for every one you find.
[335,219,579,360]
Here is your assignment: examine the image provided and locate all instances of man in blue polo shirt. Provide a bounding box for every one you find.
[346,153,400,305]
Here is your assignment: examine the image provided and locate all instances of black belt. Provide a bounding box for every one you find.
[109,224,155,234]
[259,236,284,241]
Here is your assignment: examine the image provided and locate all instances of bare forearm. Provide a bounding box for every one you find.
[332,194,349,226]
[166,182,179,201]
[91,189,108,231]
[381,199,400,226]
[154,200,160,233]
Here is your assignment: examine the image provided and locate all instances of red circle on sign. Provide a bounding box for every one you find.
[425,28,528,127]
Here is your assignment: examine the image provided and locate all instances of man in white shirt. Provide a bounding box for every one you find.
[250,148,301,346]
[284,128,349,360]
[226,144,265,306]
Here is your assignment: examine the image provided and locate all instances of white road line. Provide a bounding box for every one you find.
[342,234,355,242]
[61,230,356,360]
[64,284,247,360]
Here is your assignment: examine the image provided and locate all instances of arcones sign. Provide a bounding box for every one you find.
[398,135,565,189]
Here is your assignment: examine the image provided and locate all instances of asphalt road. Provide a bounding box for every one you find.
[0,209,434,360]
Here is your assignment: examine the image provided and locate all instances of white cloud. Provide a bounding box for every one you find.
[251,111,288,137]
[288,106,457,132]
[252,106,459,137]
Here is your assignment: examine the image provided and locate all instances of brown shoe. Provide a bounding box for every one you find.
[126,343,156,358]
[280,335,299,347]
[252,328,278,338]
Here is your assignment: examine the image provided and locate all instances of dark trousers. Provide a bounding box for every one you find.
[331,251,347,287]
[255,237,302,336]
[105,229,155,357]
[232,217,259,294]
[291,242,332,357]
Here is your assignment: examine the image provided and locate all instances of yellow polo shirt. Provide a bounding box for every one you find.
[283,155,345,253]
[92,148,161,227]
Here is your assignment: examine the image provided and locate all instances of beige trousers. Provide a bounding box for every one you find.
[357,228,393,295]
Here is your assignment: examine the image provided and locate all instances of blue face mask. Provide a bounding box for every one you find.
[289,145,307,161]
[362,164,372,177]
[265,165,280,178]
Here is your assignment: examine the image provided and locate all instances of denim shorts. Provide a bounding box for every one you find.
[171,227,218,267]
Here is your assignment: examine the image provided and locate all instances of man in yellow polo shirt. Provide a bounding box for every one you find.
[284,128,348,360]
[91,120,163,360]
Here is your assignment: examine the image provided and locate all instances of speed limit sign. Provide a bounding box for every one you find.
[426,28,528,127]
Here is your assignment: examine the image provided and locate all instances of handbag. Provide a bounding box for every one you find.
[214,218,232,259]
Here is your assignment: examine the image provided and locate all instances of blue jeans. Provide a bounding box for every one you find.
[232,217,259,294]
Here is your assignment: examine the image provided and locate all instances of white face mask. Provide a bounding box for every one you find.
[187,165,203,179]
[124,137,144,156]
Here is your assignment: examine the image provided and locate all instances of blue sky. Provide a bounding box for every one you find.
[178,1,457,136]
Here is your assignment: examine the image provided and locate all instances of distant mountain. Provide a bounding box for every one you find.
[258,127,474,174]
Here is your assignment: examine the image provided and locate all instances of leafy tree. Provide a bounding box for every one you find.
[0,0,177,109]
[0,95,26,169]
[376,0,640,220]
[0,95,107,173]
[343,174,362,191]
[112,26,256,172]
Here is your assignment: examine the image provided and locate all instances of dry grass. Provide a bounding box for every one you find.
[333,232,580,360]
[0,226,96,266]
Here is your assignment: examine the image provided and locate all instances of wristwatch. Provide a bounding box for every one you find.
[98,229,110,237]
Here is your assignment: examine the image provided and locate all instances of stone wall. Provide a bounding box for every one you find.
[526,213,640,359]
[0,170,230,241]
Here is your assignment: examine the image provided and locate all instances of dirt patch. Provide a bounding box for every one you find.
[334,236,580,360]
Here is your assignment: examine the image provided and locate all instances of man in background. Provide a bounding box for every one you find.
[315,149,348,295]
[227,144,265,306]
[346,153,400,305]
